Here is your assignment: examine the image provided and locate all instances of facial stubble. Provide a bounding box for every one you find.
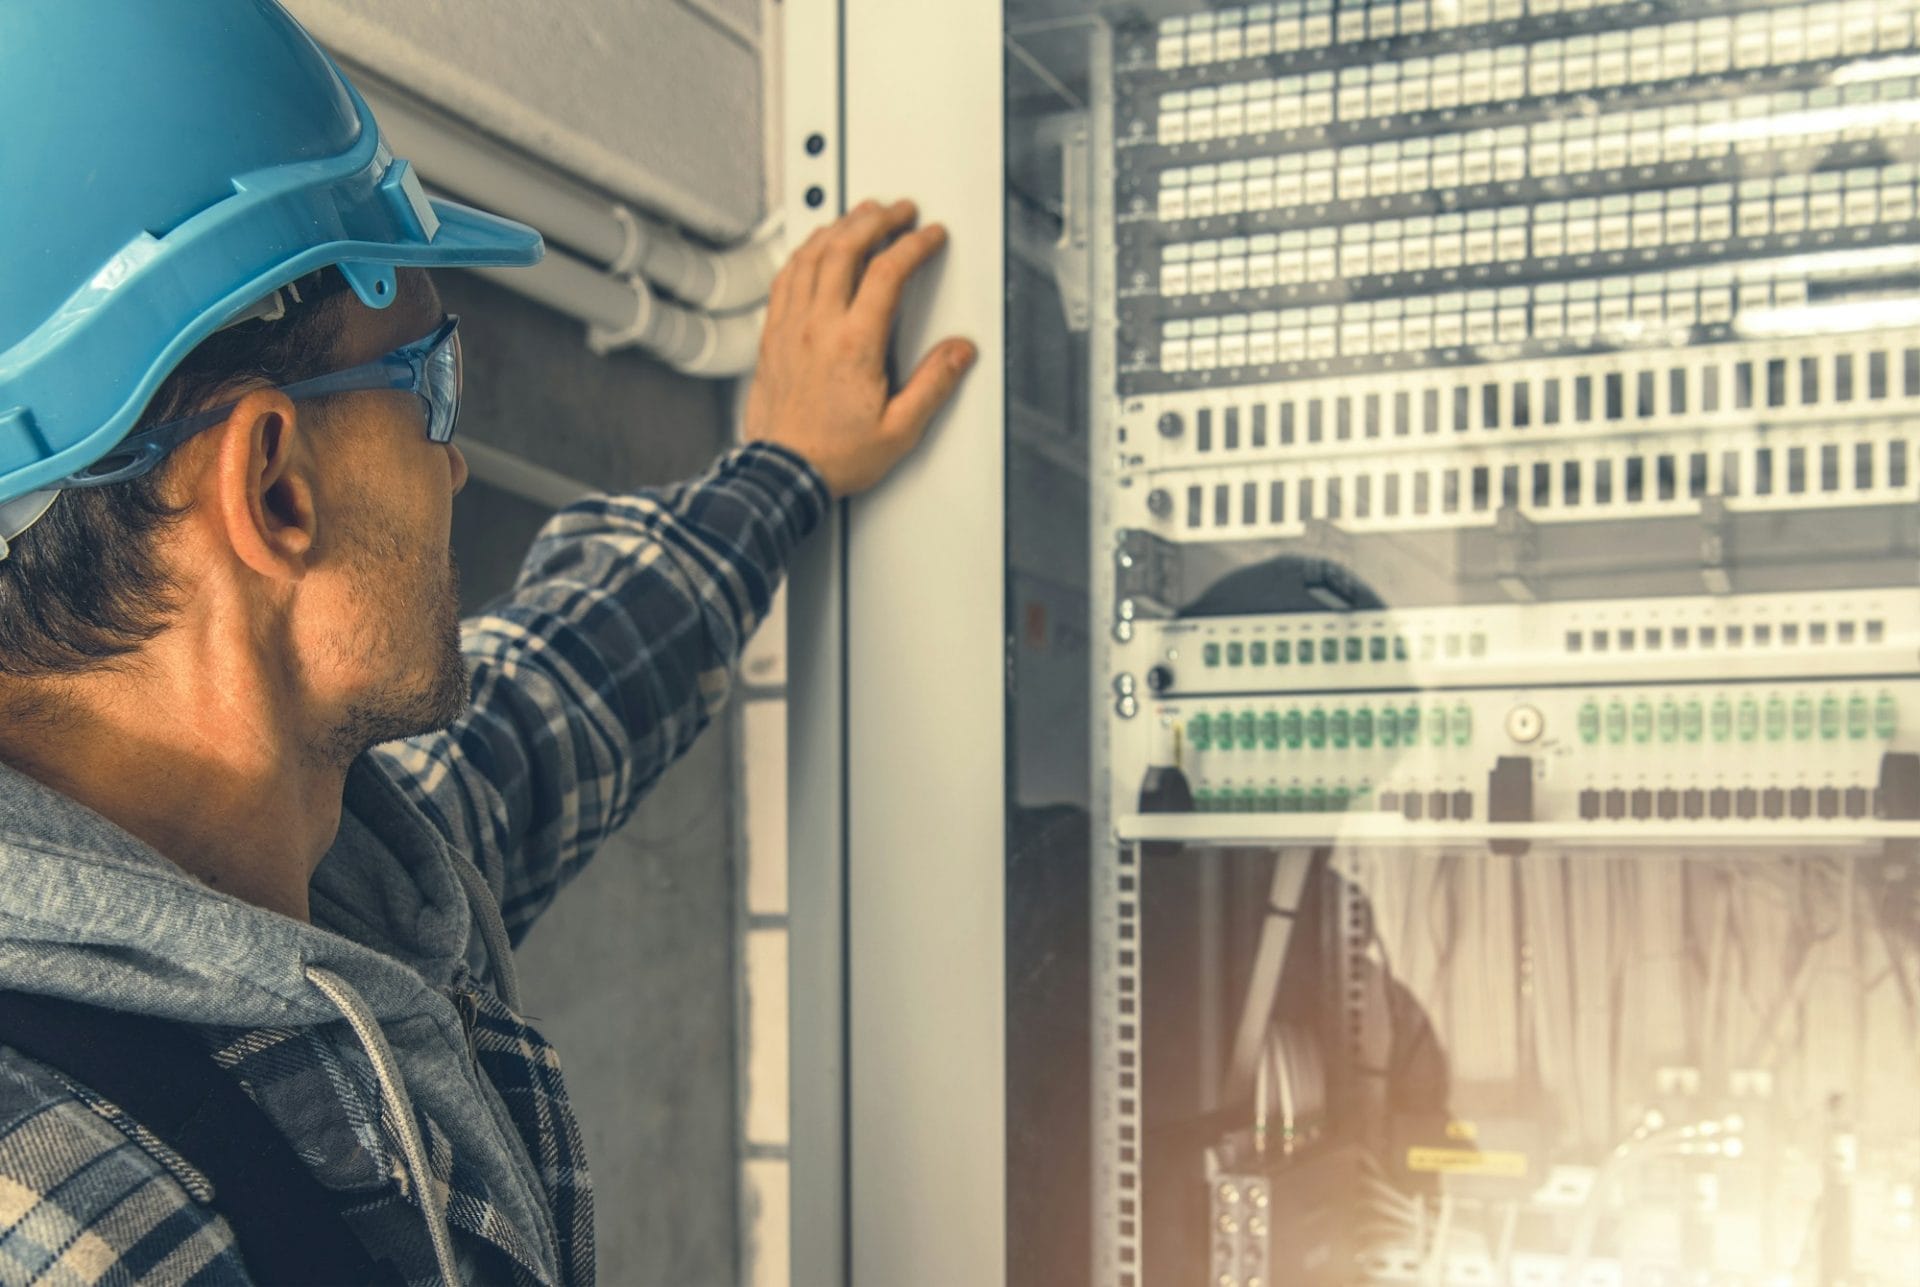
[318,533,470,769]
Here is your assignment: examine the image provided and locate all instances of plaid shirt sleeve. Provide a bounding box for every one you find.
[376,442,829,943]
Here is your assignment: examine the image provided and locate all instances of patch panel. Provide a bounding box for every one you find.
[1142,24,1920,145]
[1140,2,1920,75]
[1141,106,1920,229]
[1140,680,1917,833]
[1136,261,1920,389]
[1145,164,1907,301]
[1129,330,1920,470]
[1137,422,1917,543]
[1142,593,1914,696]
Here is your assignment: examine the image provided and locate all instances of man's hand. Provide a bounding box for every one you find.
[744,198,977,498]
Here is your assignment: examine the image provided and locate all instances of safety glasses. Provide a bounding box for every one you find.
[60,314,465,488]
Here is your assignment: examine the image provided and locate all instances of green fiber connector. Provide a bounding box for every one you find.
[1259,711,1281,750]
[1297,640,1315,667]
[1187,714,1212,751]
[1283,710,1305,749]
[1738,698,1760,742]
[1428,705,1449,746]
[1329,786,1352,812]
[1353,708,1375,749]
[1710,698,1733,742]
[1330,709,1351,749]
[1235,711,1258,750]
[1791,695,1814,742]
[1203,643,1221,668]
[1379,707,1400,748]
[1345,638,1364,663]
[1681,701,1703,743]
[1274,640,1292,664]
[1194,788,1216,812]
[1249,641,1268,666]
[1216,710,1237,750]
[1306,709,1328,749]
[1819,695,1843,741]
[1402,706,1420,742]
[1394,635,1410,661]
[1259,787,1282,813]
[1281,787,1305,813]
[1847,693,1870,740]
[1656,700,1678,743]
[1876,691,1899,740]
[1765,697,1788,742]
[1631,701,1653,744]
[1451,703,1472,746]
[1235,787,1259,813]
[1605,701,1628,745]
[1578,702,1601,744]
[1305,786,1328,813]
[1227,642,1245,667]
[1369,636,1388,662]
[1321,639,1340,664]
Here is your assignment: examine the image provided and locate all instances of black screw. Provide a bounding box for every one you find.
[805,133,827,156]
[1156,411,1184,438]
[805,186,826,208]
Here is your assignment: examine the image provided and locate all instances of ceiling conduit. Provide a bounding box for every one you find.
[352,73,774,377]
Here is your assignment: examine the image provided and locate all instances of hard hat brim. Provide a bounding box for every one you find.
[0,76,545,507]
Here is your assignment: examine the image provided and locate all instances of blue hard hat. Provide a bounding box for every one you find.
[0,0,544,515]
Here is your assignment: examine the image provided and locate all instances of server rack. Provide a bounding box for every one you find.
[799,3,1920,1284]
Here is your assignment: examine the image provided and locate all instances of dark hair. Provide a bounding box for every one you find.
[0,280,349,678]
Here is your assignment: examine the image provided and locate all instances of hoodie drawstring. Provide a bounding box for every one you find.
[305,965,465,1287]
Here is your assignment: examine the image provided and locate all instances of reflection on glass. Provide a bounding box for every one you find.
[1004,1,1920,1284]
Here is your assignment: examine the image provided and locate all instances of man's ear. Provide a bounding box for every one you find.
[203,388,318,581]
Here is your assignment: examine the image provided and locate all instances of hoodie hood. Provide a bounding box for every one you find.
[0,756,476,1025]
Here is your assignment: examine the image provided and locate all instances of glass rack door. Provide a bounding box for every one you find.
[1001,2,1920,1284]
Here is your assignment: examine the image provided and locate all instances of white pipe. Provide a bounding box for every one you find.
[458,438,596,509]
[470,245,765,378]
[360,78,779,313]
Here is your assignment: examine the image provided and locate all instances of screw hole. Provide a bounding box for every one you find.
[804,186,826,209]
[805,133,827,156]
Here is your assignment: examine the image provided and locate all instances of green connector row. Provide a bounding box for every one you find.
[1185,703,1473,752]
[1200,634,1416,669]
[1577,690,1900,746]
[1198,634,1494,669]
[1194,783,1374,814]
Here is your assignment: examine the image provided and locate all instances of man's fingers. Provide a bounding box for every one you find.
[816,199,919,305]
[850,223,949,344]
[781,223,835,312]
[879,338,978,445]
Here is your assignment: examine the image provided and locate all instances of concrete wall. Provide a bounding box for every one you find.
[441,268,743,1287]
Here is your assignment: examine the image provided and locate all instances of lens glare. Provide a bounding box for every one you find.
[427,321,462,443]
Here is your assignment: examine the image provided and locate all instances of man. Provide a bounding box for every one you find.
[0,3,972,1283]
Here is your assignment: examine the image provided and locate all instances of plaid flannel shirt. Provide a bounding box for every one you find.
[0,442,828,1285]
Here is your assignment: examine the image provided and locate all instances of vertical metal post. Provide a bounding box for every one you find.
[842,1,1008,1282]
[785,0,849,1282]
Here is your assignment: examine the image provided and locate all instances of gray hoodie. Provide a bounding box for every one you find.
[0,443,828,1285]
